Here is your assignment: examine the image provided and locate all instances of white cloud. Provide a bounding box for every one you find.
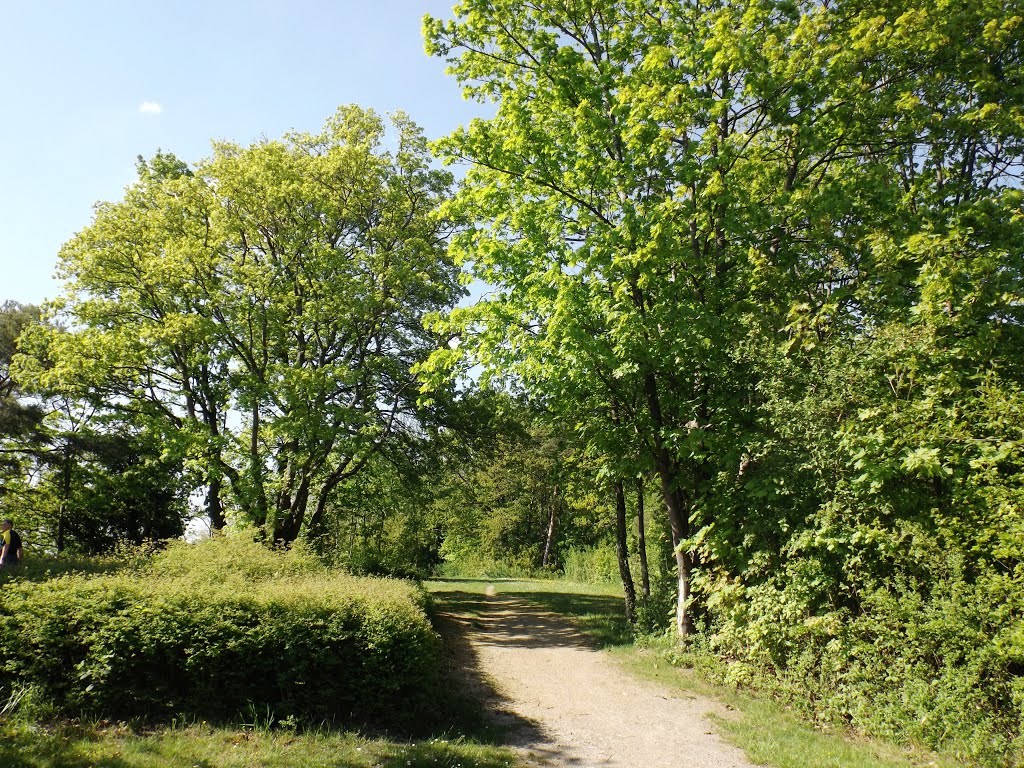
[139,101,163,115]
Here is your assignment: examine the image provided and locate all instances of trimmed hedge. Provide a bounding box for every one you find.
[0,538,440,728]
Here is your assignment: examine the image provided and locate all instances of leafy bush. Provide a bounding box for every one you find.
[561,544,620,584]
[434,550,542,579]
[0,537,440,729]
[700,531,1024,766]
[143,535,322,583]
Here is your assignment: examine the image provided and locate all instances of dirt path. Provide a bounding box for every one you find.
[439,589,759,768]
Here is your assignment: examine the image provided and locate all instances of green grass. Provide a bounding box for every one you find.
[0,721,517,768]
[428,577,959,768]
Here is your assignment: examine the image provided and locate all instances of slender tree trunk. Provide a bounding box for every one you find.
[663,483,694,637]
[195,363,229,533]
[644,372,694,637]
[542,483,558,567]
[628,277,694,636]
[250,402,269,527]
[636,476,650,599]
[614,479,637,624]
[57,442,72,553]
[349,511,358,556]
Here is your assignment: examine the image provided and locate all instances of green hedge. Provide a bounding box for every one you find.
[0,538,440,728]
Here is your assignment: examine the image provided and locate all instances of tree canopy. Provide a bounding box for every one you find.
[16,106,462,543]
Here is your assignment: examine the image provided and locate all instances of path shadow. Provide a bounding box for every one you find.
[436,582,630,645]
[500,591,632,647]
[432,592,624,766]
[431,587,637,766]
[443,593,593,650]
[430,602,550,746]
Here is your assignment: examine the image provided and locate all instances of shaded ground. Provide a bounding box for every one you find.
[432,582,759,768]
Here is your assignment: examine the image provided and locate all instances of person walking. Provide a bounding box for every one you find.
[0,518,23,568]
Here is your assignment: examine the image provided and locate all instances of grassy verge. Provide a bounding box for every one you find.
[427,577,959,768]
[0,720,516,768]
[615,644,962,768]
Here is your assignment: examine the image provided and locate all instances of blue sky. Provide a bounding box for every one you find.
[0,0,483,306]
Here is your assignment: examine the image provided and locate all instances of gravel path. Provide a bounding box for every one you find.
[442,590,759,768]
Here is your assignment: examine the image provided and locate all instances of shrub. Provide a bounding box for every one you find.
[0,537,440,729]
[561,544,620,584]
[142,535,323,583]
[434,551,540,579]
[701,538,1024,766]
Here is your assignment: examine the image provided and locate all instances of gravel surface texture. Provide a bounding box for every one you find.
[442,589,760,768]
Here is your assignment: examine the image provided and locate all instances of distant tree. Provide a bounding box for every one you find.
[48,421,187,554]
[3,302,188,553]
[422,394,611,575]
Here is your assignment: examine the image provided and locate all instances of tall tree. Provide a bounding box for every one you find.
[423,0,1023,635]
[423,0,778,634]
[18,107,461,543]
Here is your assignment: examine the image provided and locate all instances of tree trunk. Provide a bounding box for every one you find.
[206,474,226,531]
[308,471,346,537]
[274,479,311,545]
[57,441,72,553]
[250,402,269,528]
[542,483,558,567]
[614,479,637,624]
[644,372,694,637]
[636,476,650,599]
[664,484,694,637]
